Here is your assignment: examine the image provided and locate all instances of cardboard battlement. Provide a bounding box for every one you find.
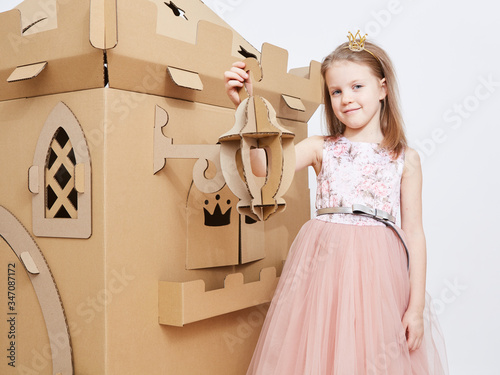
[0,0,321,122]
[159,267,279,327]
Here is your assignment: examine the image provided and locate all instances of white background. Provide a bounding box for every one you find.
[1,1,499,373]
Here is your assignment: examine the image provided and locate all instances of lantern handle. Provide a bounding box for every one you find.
[238,57,263,102]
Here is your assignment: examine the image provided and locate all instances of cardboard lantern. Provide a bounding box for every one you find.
[0,0,321,374]
[219,58,296,222]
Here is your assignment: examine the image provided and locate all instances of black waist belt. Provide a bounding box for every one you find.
[316,204,410,270]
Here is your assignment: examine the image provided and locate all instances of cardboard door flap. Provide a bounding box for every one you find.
[281,94,306,112]
[7,62,48,83]
[167,66,203,91]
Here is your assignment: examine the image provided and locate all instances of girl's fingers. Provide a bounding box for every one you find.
[224,70,246,83]
[224,61,251,107]
[407,334,415,350]
[232,61,246,69]
[415,337,422,350]
[230,67,249,80]
[224,71,249,96]
[413,339,421,351]
[407,332,424,351]
[226,80,244,88]
[406,327,417,351]
[402,322,409,339]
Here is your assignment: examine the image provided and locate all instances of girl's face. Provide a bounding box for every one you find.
[325,61,387,133]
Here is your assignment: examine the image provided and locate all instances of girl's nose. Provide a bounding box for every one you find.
[341,94,353,104]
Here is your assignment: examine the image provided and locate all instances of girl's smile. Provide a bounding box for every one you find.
[343,107,361,114]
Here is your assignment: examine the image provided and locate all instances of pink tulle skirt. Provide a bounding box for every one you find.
[247,219,448,375]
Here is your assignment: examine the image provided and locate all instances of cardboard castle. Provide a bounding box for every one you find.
[0,0,321,373]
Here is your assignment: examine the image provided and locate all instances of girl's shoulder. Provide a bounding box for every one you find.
[318,135,343,147]
[294,135,326,173]
[323,135,342,142]
[305,135,342,154]
[402,146,422,178]
[302,135,329,149]
[305,135,327,160]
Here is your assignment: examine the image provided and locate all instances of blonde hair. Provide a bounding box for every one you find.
[321,41,407,158]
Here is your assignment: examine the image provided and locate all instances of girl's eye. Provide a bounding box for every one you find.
[331,90,341,96]
[353,84,363,90]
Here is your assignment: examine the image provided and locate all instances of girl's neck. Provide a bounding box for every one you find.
[343,127,384,144]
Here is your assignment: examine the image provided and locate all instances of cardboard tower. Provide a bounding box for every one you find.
[0,0,321,373]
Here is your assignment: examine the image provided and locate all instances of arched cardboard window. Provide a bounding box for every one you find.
[29,102,92,238]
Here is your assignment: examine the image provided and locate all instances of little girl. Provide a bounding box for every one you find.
[225,32,448,374]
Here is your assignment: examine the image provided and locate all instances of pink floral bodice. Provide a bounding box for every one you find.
[315,136,405,226]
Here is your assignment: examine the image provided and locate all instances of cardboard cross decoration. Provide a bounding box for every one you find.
[154,104,225,194]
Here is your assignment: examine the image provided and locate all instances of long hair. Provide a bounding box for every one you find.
[321,40,407,158]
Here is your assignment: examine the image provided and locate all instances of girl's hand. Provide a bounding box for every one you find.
[402,308,424,351]
[224,61,252,107]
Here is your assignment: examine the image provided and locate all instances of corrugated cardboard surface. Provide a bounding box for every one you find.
[103,89,309,374]
[0,90,107,375]
[0,1,104,101]
[0,87,310,374]
[0,0,318,373]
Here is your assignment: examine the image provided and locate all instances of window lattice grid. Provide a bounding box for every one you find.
[45,128,78,219]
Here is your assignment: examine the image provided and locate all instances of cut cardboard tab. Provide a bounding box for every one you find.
[75,163,85,193]
[158,267,279,327]
[90,0,118,49]
[282,94,306,112]
[7,61,47,82]
[20,251,40,274]
[28,166,39,194]
[167,66,203,91]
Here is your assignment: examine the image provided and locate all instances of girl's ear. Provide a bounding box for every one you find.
[379,78,387,101]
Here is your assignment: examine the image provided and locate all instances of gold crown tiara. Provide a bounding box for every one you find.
[347,30,367,51]
[346,30,379,61]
